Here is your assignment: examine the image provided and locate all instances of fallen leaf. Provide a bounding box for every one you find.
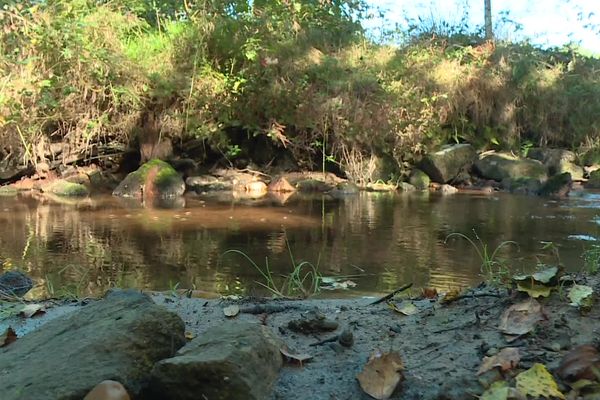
[477,347,521,375]
[280,346,313,365]
[184,331,195,340]
[568,285,594,308]
[356,350,404,400]
[532,266,560,284]
[515,281,552,298]
[513,266,561,298]
[515,363,565,399]
[421,287,438,299]
[440,288,462,304]
[0,326,16,347]
[557,345,600,382]
[480,381,510,400]
[499,298,545,336]
[19,303,45,318]
[223,305,240,317]
[388,301,418,316]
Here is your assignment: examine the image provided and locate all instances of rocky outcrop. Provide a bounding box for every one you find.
[474,153,547,183]
[409,169,430,190]
[419,144,477,183]
[586,170,600,189]
[0,290,185,400]
[149,321,283,400]
[527,148,584,180]
[113,159,185,199]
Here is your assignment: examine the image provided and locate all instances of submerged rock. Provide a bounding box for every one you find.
[538,172,572,198]
[186,175,232,192]
[0,185,17,196]
[42,179,89,197]
[501,177,543,195]
[409,169,431,190]
[0,270,33,298]
[149,321,282,400]
[474,153,547,182]
[419,144,477,183]
[113,159,185,199]
[295,179,334,192]
[268,176,296,193]
[0,289,185,400]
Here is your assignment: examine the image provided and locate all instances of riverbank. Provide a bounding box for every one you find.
[2,271,600,399]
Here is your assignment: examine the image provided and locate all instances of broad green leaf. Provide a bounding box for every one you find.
[532,266,559,284]
[480,381,509,400]
[515,363,565,399]
[569,285,594,308]
[516,281,552,298]
[389,301,418,316]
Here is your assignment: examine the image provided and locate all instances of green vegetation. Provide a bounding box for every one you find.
[1,1,600,182]
[445,231,518,285]
[221,243,322,299]
[583,245,600,274]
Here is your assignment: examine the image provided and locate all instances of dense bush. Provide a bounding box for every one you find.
[1,0,599,181]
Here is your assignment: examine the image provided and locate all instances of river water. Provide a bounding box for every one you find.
[1,190,599,298]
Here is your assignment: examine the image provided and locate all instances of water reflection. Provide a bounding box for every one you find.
[0,190,599,299]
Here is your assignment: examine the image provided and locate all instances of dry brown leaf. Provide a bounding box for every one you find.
[19,303,45,318]
[223,305,240,318]
[499,298,545,336]
[421,287,438,299]
[280,346,313,365]
[83,380,131,400]
[0,326,17,347]
[356,350,404,400]
[440,288,462,304]
[477,347,521,375]
[557,345,600,382]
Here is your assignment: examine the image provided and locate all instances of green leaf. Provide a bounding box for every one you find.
[532,266,559,284]
[515,363,565,399]
[569,285,594,308]
[480,381,509,400]
[516,281,553,298]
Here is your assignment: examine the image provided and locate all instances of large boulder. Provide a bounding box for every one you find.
[0,290,185,400]
[41,179,90,197]
[527,148,584,180]
[149,321,283,400]
[113,159,185,199]
[409,169,430,190]
[538,172,572,198]
[586,170,600,189]
[186,175,233,193]
[474,153,547,183]
[419,144,477,183]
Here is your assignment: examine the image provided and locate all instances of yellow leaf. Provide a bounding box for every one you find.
[480,381,509,400]
[356,351,404,400]
[388,301,418,316]
[516,363,565,399]
[516,281,552,298]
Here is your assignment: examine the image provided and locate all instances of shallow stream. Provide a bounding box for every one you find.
[1,189,599,298]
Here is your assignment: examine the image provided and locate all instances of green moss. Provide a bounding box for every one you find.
[538,173,572,197]
[46,180,89,197]
[587,170,600,189]
[409,169,431,190]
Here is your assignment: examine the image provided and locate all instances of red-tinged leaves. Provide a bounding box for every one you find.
[557,345,600,382]
[1,326,17,347]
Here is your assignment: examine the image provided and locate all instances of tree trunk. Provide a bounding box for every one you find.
[484,0,493,40]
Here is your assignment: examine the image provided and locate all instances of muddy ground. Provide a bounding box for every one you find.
[3,275,600,400]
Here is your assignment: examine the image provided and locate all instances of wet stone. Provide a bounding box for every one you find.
[287,309,338,334]
[0,270,33,298]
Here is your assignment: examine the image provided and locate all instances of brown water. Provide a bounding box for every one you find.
[1,190,600,299]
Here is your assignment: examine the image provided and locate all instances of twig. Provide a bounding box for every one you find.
[309,335,339,347]
[368,283,413,306]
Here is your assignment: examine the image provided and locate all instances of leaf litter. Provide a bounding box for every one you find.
[356,350,404,400]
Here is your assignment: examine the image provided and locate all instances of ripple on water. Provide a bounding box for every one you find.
[567,234,598,242]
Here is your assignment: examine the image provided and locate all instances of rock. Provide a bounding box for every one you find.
[419,144,477,183]
[440,184,458,194]
[268,177,296,193]
[295,179,334,192]
[0,289,185,400]
[244,180,268,195]
[538,172,572,198]
[282,171,344,186]
[0,185,17,196]
[149,322,282,400]
[583,149,600,167]
[42,179,89,197]
[409,169,430,190]
[586,170,600,189]
[398,182,416,192]
[287,309,338,333]
[186,175,232,192]
[338,328,354,347]
[527,148,584,180]
[366,182,397,192]
[330,181,359,195]
[0,270,33,298]
[84,381,130,400]
[501,177,543,195]
[474,153,547,182]
[113,159,185,199]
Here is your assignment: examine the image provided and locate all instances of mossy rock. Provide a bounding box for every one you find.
[0,186,17,196]
[501,177,543,195]
[409,169,430,190]
[295,179,333,192]
[419,143,476,183]
[583,149,600,167]
[398,182,416,192]
[113,159,185,199]
[331,182,359,195]
[538,172,572,197]
[43,180,89,197]
[474,153,547,182]
[586,170,600,189]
